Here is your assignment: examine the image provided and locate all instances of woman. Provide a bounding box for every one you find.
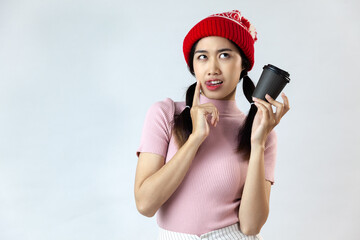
[134,10,290,240]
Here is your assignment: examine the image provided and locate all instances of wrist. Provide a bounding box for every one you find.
[249,143,265,162]
[251,141,266,150]
[188,133,205,147]
[251,135,267,148]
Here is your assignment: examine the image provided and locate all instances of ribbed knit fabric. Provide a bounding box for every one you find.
[136,93,277,236]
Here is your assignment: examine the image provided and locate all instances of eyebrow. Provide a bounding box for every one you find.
[194,48,233,54]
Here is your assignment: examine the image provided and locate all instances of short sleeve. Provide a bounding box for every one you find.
[136,98,175,159]
[264,130,278,185]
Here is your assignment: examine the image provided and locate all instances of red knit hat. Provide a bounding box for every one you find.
[183,10,258,71]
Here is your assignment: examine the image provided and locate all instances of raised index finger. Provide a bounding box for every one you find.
[192,80,201,107]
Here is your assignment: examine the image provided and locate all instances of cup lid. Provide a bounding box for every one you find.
[264,64,290,82]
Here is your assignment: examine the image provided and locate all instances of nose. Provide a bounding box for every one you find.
[207,58,221,76]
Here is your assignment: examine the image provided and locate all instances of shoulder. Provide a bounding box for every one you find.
[149,98,174,114]
[145,98,186,124]
[147,98,186,117]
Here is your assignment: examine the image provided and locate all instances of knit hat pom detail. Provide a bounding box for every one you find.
[210,10,257,42]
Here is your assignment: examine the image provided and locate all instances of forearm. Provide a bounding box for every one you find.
[238,144,269,234]
[137,134,203,217]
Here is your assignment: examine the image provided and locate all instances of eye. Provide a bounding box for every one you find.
[197,54,207,60]
[220,53,230,59]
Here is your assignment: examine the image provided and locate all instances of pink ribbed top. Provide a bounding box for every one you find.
[136,93,277,236]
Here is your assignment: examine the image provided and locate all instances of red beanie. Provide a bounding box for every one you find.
[183,10,258,71]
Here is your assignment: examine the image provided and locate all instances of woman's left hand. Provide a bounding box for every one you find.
[251,92,290,146]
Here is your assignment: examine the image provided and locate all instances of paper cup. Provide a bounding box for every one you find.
[252,64,290,101]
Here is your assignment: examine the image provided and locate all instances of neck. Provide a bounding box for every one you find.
[199,93,241,115]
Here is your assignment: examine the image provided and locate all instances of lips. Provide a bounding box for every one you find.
[205,79,223,91]
[205,79,224,86]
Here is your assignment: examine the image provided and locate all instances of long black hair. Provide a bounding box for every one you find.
[173,39,257,160]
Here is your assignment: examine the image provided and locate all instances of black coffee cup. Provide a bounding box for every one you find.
[252,64,290,101]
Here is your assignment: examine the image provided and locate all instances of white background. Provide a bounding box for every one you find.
[1,0,359,239]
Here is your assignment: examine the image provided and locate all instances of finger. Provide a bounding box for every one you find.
[265,94,284,122]
[254,101,270,121]
[211,112,216,125]
[216,108,220,126]
[200,103,218,126]
[253,96,274,120]
[265,94,283,109]
[192,80,201,107]
[208,106,219,126]
[253,96,272,110]
[214,107,219,127]
[281,92,290,112]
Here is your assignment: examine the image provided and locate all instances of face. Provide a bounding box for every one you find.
[193,36,244,100]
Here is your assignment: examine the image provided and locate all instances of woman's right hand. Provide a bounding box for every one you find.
[190,80,219,142]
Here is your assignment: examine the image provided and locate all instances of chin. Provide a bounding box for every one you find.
[204,92,226,100]
[205,90,233,100]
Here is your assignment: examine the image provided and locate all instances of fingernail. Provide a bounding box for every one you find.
[252,97,256,100]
